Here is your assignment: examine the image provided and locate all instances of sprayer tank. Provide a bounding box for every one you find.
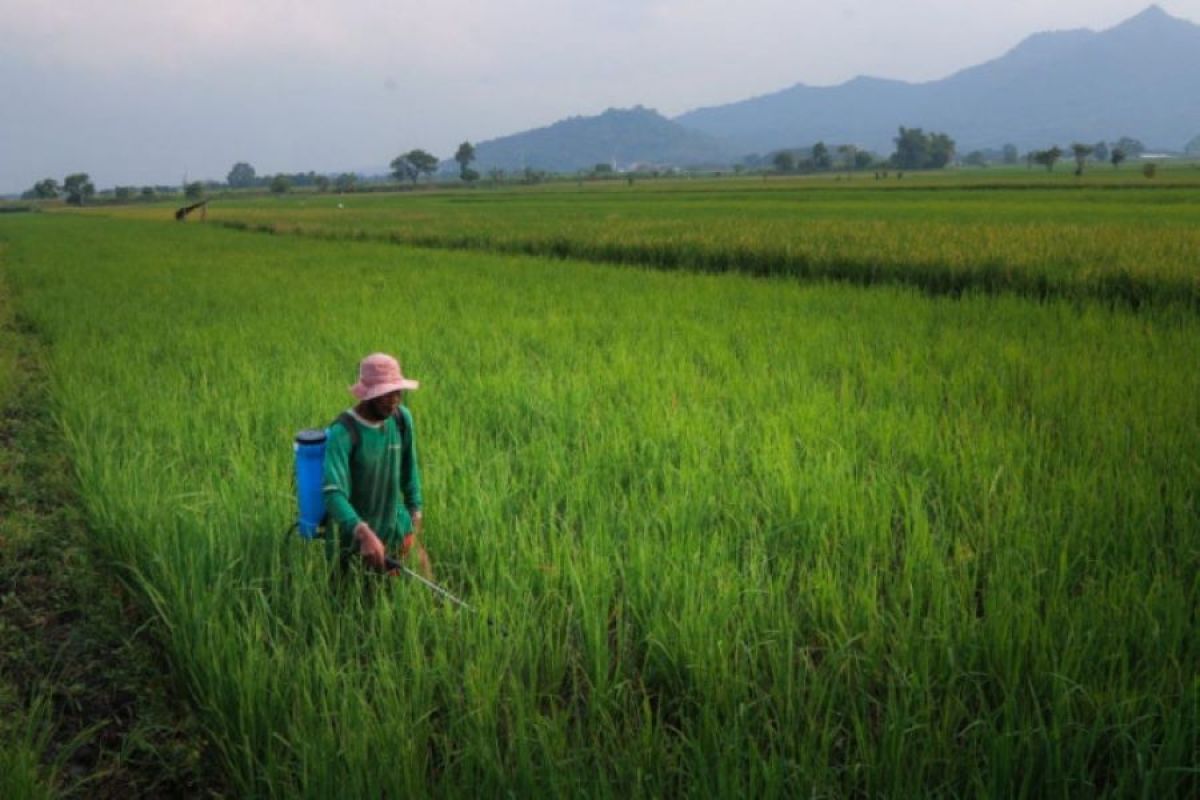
[294,428,327,539]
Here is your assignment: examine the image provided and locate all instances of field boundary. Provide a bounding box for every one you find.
[0,275,225,799]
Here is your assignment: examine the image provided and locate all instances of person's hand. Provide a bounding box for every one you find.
[354,522,386,570]
[411,509,424,536]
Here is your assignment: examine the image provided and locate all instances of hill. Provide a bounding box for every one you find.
[674,5,1200,155]
[469,106,733,173]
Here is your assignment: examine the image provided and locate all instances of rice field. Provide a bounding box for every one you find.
[2,182,1198,797]
[100,170,1200,308]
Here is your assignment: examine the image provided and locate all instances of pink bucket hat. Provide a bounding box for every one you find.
[350,352,420,401]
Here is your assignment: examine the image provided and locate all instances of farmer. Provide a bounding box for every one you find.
[322,352,433,579]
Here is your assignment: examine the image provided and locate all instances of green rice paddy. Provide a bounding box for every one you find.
[122,171,1200,307]
[3,176,1198,797]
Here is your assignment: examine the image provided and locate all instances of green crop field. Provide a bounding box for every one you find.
[3,176,1198,797]
[101,168,1200,308]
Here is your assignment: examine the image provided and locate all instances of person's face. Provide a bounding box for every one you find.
[369,390,404,418]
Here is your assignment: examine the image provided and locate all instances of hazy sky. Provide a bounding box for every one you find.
[2,1,1196,193]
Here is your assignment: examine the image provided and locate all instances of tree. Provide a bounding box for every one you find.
[928,133,956,168]
[460,167,480,184]
[892,127,955,170]
[30,178,59,199]
[1092,141,1109,163]
[1113,137,1145,158]
[408,150,439,181]
[391,149,438,184]
[772,151,795,173]
[1185,134,1200,156]
[315,175,331,193]
[114,186,136,201]
[592,163,614,176]
[854,150,874,170]
[837,144,857,173]
[1002,143,1019,165]
[892,127,929,170]
[1034,147,1062,172]
[390,155,417,184]
[454,141,476,180]
[335,173,357,193]
[811,141,832,170]
[270,174,291,194]
[1070,143,1094,176]
[141,186,156,199]
[1142,162,1158,179]
[184,181,205,200]
[227,162,257,188]
[964,150,988,167]
[62,173,95,205]
[1110,147,1126,169]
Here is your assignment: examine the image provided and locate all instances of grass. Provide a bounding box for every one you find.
[1,210,1196,796]
[0,697,60,800]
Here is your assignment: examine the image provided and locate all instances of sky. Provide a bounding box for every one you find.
[2,1,1197,194]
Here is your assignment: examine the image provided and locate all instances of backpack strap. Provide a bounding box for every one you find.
[335,411,360,462]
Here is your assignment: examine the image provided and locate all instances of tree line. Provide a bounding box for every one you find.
[757,130,1162,177]
[960,136,1147,174]
[21,129,1176,202]
[23,173,98,205]
[758,127,956,175]
[21,142,480,201]
[228,141,480,195]
[387,142,479,185]
[1020,137,1147,175]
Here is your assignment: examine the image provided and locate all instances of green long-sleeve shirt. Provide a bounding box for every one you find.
[322,406,422,551]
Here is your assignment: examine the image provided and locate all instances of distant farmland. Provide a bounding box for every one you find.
[135,168,1200,308]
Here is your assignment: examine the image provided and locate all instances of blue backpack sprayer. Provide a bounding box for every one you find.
[291,421,474,610]
[293,427,329,541]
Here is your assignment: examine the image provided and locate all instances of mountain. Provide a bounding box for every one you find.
[674,6,1200,155]
[470,106,733,173]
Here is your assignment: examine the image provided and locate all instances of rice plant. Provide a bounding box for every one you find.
[1,211,1196,797]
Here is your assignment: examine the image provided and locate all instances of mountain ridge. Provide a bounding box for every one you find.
[675,5,1200,155]
[470,6,1200,172]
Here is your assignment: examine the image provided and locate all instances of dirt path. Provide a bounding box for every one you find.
[0,278,225,798]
